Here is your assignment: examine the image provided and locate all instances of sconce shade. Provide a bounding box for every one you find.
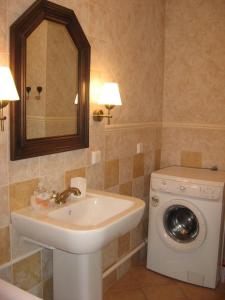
[0,67,19,101]
[98,82,122,106]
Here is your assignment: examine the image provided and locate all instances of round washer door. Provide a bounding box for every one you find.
[156,199,207,251]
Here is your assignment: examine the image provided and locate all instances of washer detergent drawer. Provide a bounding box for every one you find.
[151,178,222,200]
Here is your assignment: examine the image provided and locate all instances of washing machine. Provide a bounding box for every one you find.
[147,166,225,288]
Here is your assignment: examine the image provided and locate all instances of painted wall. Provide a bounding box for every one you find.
[0,0,165,298]
[161,0,225,169]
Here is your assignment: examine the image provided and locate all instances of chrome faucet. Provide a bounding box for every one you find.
[54,187,81,205]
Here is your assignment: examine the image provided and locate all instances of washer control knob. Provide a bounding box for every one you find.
[151,196,159,207]
[180,185,186,191]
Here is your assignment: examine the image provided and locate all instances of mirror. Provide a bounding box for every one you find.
[10,0,90,160]
[26,20,79,139]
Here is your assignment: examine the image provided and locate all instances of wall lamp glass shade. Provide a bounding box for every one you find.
[98,83,122,106]
[0,67,20,131]
[93,82,122,125]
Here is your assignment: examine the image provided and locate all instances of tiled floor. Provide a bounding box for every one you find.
[104,266,225,300]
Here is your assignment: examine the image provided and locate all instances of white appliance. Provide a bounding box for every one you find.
[147,166,225,288]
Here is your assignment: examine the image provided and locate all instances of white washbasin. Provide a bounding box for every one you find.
[12,190,145,254]
[49,196,133,226]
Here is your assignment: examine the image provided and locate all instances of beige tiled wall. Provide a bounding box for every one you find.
[0,0,165,298]
[1,0,225,297]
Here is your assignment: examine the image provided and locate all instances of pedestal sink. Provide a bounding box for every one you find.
[12,190,145,300]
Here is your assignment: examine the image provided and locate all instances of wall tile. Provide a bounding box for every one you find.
[119,181,132,197]
[39,153,65,177]
[12,252,41,291]
[9,178,39,211]
[63,150,88,171]
[116,258,131,280]
[144,175,150,197]
[0,143,8,186]
[40,174,64,193]
[0,185,10,227]
[43,278,53,300]
[28,282,43,298]
[105,133,121,161]
[133,154,144,178]
[9,158,39,184]
[106,185,119,194]
[154,149,161,170]
[64,167,86,188]
[42,248,53,281]
[0,265,12,282]
[161,127,225,171]
[102,239,118,271]
[118,233,130,258]
[181,151,202,168]
[0,226,10,265]
[119,132,137,159]
[131,248,147,267]
[132,176,144,199]
[130,221,144,249]
[86,163,104,189]
[104,159,119,189]
[144,151,155,175]
[119,157,133,184]
[103,270,117,293]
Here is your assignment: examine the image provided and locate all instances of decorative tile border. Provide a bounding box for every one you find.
[104,122,162,132]
[162,122,225,131]
[104,121,225,132]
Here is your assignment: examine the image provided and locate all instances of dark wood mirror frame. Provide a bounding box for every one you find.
[10,0,90,160]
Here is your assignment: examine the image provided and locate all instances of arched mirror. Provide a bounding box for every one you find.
[10,0,90,160]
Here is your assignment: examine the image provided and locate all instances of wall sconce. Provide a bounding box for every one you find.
[0,67,19,131]
[93,82,122,125]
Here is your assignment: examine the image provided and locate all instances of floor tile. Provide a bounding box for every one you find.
[178,282,225,300]
[142,284,187,300]
[131,266,176,287]
[104,266,225,300]
[104,289,147,300]
[109,271,141,291]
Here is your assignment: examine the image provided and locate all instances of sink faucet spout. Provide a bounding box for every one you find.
[55,187,81,205]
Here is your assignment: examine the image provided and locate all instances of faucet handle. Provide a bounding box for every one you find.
[52,191,63,205]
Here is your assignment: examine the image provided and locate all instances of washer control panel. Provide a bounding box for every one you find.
[151,178,222,200]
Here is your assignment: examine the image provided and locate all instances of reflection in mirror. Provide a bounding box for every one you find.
[26,20,78,139]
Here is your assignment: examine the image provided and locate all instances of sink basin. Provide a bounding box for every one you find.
[49,196,134,226]
[12,190,145,254]
[12,189,145,300]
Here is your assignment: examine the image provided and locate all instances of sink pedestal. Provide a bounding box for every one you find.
[53,249,102,300]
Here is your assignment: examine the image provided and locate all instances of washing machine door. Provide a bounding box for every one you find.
[157,199,206,251]
[164,205,199,243]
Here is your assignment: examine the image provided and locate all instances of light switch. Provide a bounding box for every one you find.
[91,150,101,165]
[137,143,143,154]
